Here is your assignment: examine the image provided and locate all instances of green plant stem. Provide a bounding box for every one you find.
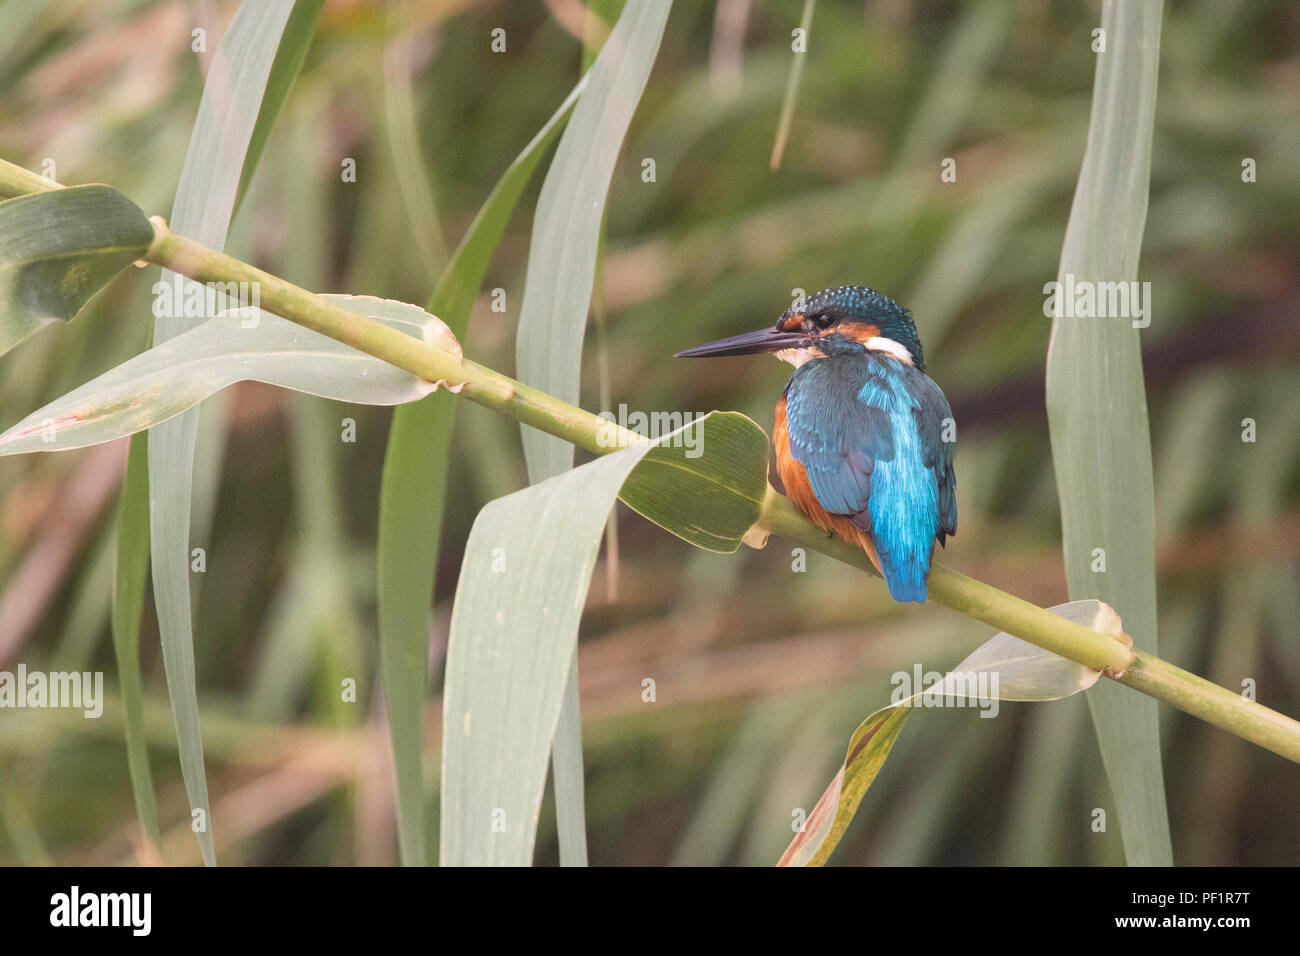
[3,157,1297,765]
[1118,652,1300,763]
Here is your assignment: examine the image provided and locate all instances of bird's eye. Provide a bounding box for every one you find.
[813,313,835,329]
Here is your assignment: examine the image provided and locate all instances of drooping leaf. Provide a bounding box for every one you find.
[377,76,586,867]
[441,411,761,865]
[778,600,1124,867]
[0,185,154,357]
[1044,0,1171,867]
[441,444,654,867]
[0,296,458,455]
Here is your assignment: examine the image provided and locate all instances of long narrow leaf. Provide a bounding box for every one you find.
[376,77,585,866]
[769,0,815,170]
[1044,0,1171,866]
[146,0,313,866]
[515,0,672,481]
[441,412,764,865]
[511,0,672,868]
[234,0,326,213]
[110,0,318,840]
[441,447,647,866]
[110,432,161,854]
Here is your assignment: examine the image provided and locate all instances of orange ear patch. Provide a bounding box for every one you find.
[840,323,880,344]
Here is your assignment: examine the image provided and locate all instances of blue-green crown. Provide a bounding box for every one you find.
[780,286,925,371]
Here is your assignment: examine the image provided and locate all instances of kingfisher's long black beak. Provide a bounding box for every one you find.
[674,326,808,358]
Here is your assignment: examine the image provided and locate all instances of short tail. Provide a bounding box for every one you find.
[878,550,931,603]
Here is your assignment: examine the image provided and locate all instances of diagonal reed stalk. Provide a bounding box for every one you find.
[3,156,1299,765]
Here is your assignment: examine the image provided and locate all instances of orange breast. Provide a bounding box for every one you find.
[774,396,882,575]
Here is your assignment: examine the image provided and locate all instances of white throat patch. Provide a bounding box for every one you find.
[774,339,913,366]
[774,346,824,368]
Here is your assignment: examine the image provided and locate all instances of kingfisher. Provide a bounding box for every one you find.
[676,286,957,603]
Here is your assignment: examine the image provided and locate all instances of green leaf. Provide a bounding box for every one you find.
[769,0,815,170]
[617,410,769,552]
[511,0,673,868]
[110,431,162,854]
[440,443,651,866]
[778,600,1123,867]
[1044,0,1171,866]
[234,0,326,214]
[377,77,585,866]
[381,16,449,277]
[0,185,153,357]
[550,653,588,866]
[441,412,755,865]
[146,0,316,867]
[0,296,458,456]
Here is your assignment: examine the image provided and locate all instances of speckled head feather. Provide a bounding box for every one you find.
[779,286,925,371]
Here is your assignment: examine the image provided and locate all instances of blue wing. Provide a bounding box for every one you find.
[783,357,893,520]
[785,355,957,602]
[911,372,958,545]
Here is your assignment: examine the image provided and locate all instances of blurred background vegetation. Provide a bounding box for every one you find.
[1,0,1298,865]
